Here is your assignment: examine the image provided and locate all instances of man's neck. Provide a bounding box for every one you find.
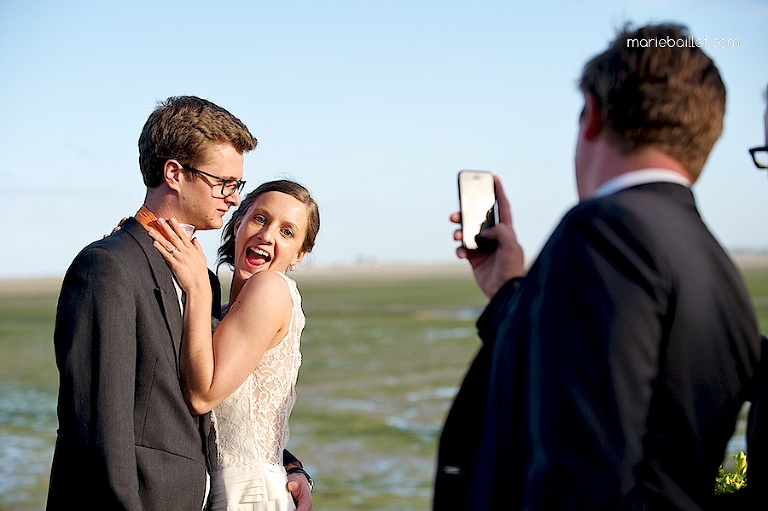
[579,144,691,200]
[135,204,195,240]
[142,192,179,224]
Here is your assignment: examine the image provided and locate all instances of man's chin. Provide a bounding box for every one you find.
[196,219,223,231]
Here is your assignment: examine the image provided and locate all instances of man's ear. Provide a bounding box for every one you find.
[164,160,185,192]
[582,94,603,141]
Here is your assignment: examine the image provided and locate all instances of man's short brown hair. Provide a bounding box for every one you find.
[579,23,726,180]
[138,96,257,187]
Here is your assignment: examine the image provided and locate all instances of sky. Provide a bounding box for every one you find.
[1,0,766,280]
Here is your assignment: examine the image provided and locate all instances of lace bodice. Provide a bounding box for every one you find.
[210,272,304,468]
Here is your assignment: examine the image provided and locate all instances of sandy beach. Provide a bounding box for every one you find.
[2,252,766,295]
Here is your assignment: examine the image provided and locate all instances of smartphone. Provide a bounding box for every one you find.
[458,170,498,251]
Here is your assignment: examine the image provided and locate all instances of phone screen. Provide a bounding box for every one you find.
[458,170,497,251]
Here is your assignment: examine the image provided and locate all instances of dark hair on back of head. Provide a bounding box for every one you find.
[578,23,725,180]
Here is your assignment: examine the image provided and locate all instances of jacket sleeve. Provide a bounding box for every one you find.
[54,245,144,509]
[476,277,525,345]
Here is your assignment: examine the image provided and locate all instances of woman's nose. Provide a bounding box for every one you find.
[257,225,274,242]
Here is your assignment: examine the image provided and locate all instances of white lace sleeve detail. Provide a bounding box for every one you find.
[210,273,305,469]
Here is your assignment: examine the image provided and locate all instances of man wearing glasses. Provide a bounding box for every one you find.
[736,84,768,508]
[47,97,312,510]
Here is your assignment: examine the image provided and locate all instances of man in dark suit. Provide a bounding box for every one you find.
[434,24,762,510]
[737,84,768,508]
[47,96,313,510]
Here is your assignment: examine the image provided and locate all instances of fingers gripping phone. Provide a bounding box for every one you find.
[458,170,498,251]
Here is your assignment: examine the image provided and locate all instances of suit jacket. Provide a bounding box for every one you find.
[434,183,761,510]
[433,278,523,510]
[737,334,768,507]
[47,218,221,510]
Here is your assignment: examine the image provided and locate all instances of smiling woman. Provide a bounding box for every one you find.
[150,179,320,510]
[230,189,316,293]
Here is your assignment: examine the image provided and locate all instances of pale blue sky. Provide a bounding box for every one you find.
[1,0,766,279]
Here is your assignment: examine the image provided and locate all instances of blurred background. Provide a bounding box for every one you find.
[1,0,767,280]
[2,1,767,509]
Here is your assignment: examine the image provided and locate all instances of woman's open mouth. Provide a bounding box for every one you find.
[245,247,272,267]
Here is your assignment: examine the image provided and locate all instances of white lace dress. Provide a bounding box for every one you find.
[208,272,304,511]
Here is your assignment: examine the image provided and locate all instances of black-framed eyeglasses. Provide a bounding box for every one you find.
[749,146,768,169]
[181,164,246,197]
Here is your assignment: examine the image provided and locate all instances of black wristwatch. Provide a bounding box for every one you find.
[287,466,314,492]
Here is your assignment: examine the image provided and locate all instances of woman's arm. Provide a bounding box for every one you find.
[150,218,291,414]
[193,270,290,412]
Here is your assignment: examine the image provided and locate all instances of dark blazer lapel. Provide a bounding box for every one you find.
[122,218,184,374]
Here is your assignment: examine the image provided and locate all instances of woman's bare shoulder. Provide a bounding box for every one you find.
[239,271,291,303]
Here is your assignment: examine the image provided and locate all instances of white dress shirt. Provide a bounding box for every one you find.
[594,168,691,199]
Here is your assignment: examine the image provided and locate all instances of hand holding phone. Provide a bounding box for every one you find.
[458,170,498,252]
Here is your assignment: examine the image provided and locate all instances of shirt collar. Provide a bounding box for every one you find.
[593,168,692,198]
[134,205,195,240]
[135,204,189,309]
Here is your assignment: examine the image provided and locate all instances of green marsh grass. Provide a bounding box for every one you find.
[0,285,60,510]
[2,260,767,510]
[288,267,486,509]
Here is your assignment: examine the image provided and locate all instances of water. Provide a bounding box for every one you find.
[0,384,57,509]
[0,271,759,510]
[0,376,749,509]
